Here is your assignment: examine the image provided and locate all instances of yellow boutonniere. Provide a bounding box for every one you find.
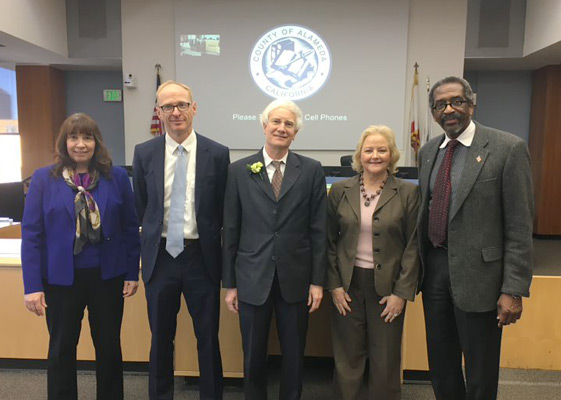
[247,161,264,179]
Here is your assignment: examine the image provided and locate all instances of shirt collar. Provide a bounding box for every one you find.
[439,120,475,148]
[262,147,288,166]
[165,130,196,153]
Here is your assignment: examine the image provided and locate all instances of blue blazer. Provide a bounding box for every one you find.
[132,133,230,284]
[21,165,141,294]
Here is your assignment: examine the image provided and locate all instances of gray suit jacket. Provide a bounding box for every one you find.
[417,122,534,312]
[222,150,328,306]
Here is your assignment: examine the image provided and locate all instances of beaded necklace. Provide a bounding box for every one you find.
[359,172,388,207]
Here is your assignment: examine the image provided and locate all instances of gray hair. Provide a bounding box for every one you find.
[429,76,474,109]
[260,99,303,132]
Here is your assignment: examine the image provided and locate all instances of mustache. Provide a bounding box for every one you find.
[441,113,463,122]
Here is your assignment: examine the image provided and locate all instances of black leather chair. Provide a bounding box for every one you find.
[340,155,353,167]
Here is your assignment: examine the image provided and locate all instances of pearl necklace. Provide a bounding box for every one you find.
[359,173,388,207]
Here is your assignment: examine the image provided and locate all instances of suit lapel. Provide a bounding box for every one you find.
[343,175,360,220]
[153,135,165,213]
[375,174,398,212]
[420,136,444,206]
[195,133,209,214]
[96,176,109,222]
[57,177,76,221]
[449,125,489,220]
[277,151,301,201]
[248,150,276,202]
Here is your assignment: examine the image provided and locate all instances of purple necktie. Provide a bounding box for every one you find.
[428,140,459,247]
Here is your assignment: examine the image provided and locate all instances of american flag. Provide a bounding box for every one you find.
[150,69,164,136]
[150,106,164,136]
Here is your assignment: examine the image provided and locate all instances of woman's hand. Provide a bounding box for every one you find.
[24,292,47,316]
[331,287,352,316]
[123,281,139,297]
[379,294,405,323]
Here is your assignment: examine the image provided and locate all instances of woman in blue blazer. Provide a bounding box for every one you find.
[21,113,140,400]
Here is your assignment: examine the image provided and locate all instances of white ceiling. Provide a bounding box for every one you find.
[0,31,121,70]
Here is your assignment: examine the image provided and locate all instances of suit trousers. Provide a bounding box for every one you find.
[330,267,404,400]
[238,273,309,400]
[422,246,502,400]
[44,268,125,400]
[145,241,222,400]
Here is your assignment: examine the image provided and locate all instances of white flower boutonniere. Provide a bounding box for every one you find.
[247,161,264,179]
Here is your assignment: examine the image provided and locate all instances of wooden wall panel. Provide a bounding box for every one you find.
[16,66,66,180]
[529,65,561,235]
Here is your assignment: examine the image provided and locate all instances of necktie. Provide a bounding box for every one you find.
[428,139,459,247]
[271,160,283,200]
[166,145,188,258]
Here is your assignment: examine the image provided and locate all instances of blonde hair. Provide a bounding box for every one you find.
[156,80,194,104]
[351,125,400,174]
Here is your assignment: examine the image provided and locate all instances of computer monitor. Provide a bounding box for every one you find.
[0,182,25,222]
[323,166,418,194]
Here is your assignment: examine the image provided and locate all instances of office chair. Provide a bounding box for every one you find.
[340,155,353,167]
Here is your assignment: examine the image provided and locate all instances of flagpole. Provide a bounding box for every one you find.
[425,76,432,144]
[150,64,164,136]
[408,63,420,166]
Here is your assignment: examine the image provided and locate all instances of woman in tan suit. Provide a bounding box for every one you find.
[327,125,420,400]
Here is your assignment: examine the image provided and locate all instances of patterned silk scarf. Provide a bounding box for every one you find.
[62,168,102,255]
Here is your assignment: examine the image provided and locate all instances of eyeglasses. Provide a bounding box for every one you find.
[159,102,191,113]
[432,98,469,112]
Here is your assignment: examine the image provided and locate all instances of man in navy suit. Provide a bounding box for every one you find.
[223,99,327,400]
[417,76,534,400]
[133,81,230,400]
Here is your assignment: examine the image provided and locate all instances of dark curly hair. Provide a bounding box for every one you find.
[428,76,475,110]
[52,113,112,178]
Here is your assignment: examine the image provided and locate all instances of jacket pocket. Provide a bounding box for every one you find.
[481,246,502,262]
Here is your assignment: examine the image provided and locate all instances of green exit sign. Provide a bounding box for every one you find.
[103,89,122,102]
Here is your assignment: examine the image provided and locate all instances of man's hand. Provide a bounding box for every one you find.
[308,285,323,313]
[497,293,523,328]
[330,287,352,316]
[123,281,139,297]
[24,292,47,316]
[225,288,239,314]
[379,294,406,323]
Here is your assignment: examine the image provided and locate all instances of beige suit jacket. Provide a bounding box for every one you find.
[326,174,420,301]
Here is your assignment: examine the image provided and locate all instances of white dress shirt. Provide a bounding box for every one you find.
[439,120,476,148]
[262,147,288,181]
[162,131,199,239]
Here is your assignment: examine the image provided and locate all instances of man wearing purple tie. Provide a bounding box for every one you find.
[417,76,534,400]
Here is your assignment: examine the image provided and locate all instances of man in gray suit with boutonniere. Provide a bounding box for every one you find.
[417,76,534,400]
[222,99,327,400]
